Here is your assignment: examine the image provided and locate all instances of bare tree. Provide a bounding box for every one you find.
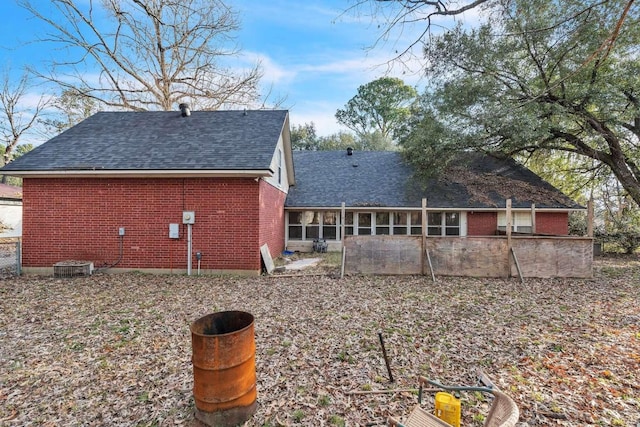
[0,71,49,183]
[20,0,262,111]
[345,0,494,66]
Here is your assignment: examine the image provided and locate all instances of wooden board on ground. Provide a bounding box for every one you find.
[260,244,275,274]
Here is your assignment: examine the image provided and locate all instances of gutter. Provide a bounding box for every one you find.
[2,169,274,179]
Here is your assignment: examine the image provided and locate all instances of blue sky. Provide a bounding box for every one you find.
[0,1,472,138]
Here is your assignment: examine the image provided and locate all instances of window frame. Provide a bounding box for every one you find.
[498,211,533,233]
[427,211,462,237]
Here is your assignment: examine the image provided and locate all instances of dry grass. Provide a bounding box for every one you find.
[1,256,639,426]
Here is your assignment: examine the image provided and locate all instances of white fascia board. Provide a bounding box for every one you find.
[284,206,582,212]
[6,169,273,178]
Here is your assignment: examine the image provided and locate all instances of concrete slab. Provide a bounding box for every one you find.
[284,258,322,271]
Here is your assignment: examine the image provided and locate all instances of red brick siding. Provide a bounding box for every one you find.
[466,211,569,236]
[21,177,285,272]
[258,180,286,260]
[467,212,498,236]
[535,212,569,235]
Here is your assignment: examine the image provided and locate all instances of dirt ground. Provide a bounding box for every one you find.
[0,255,638,426]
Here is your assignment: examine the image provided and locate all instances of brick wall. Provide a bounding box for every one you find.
[259,180,286,260]
[467,211,569,236]
[535,212,569,235]
[467,212,498,236]
[22,177,286,272]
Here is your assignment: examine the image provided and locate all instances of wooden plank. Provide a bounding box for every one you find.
[427,237,509,277]
[260,243,275,274]
[425,248,436,282]
[344,235,422,275]
[343,235,593,278]
[511,247,524,283]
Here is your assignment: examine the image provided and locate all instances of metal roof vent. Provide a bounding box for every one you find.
[179,103,191,117]
[347,147,353,156]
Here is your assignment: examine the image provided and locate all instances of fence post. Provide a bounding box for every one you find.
[421,198,427,275]
[531,203,536,234]
[506,199,512,278]
[341,202,346,249]
[15,240,21,276]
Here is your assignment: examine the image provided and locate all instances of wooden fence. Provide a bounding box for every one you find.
[343,235,593,278]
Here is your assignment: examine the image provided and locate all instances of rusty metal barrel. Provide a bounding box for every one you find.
[191,311,257,427]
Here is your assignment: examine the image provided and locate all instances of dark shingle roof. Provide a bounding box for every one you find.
[285,150,582,209]
[2,110,288,172]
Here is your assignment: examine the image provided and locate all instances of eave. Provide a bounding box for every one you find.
[284,205,585,212]
[5,169,274,179]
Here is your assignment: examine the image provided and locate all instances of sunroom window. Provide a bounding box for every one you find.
[428,212,461,236]
[358,213,372,235]
[322,211,339,240]
[288,211,303,240]
[393,212,408,235]
[288,210,341,241]
[376,212,390,235]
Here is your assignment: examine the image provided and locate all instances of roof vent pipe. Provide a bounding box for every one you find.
[179,103,191,117]
[347,147,353,156]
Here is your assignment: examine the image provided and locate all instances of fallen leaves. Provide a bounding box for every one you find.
[0,256,638,426]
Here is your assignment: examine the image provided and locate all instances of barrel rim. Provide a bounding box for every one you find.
[190,310,254,337]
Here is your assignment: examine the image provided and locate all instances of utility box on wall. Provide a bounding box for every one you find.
[182,211,195,224]
[169,223,180,239]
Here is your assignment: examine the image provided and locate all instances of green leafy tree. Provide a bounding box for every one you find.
[317,132,360,151]
[290,122,320,151]
[401,0,640,207]
[336,77,417,143]
[291,123,391,152]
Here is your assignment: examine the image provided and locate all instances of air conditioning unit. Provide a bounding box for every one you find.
[54,261,94,278]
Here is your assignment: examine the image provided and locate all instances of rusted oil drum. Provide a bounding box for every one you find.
[191,311,257,427]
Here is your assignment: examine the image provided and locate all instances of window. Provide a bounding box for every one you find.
[410,212,422,235]
[322,211,339,240]
[288,210,341,241]
[288,211,303,240]
[345,212,354,236]
[498,212,532,233]
[305,211,320,239]
[358,213,372,235]
[393,212,408,235]
[445,212,460,236]
[376,212,390,235]
[288,210,462,241]
[427,212,442,236]
[277,149,282,185]
[428,212,460,236]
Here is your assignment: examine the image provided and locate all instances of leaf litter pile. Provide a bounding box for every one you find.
[1,256,638,426]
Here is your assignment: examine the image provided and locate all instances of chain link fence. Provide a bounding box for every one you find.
[0,241,21,277]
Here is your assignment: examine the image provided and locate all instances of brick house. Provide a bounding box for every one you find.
[2,107,583,274]
[1,108,294,274]
[284,150,582,252]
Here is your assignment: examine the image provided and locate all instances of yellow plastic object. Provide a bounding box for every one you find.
[434,392,461,427]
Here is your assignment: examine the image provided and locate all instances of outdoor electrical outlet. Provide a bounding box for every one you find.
[118,227,125,236]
